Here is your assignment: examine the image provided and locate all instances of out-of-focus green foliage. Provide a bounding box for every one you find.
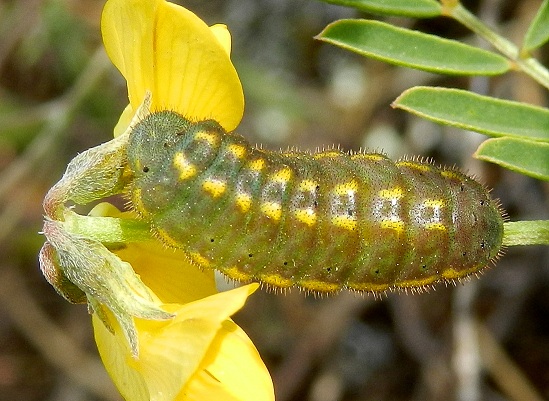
[317,0,549,246]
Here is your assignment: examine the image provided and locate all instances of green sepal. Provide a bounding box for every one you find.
[42,219,173,357]
[39,93,159,357]
[39,242,88,304]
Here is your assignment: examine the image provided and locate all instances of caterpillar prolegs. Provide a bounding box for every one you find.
[127,110,505,294]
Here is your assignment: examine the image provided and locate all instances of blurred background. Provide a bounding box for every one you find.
[0,0,548,400]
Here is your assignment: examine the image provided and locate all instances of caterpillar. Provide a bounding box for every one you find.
[126,110,505,294]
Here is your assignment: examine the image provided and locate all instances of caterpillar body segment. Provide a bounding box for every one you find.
[127,111,505,294]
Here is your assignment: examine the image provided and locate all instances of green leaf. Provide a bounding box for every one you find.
[318,0,441,17]
[316,20,510,75]
[503,221,549,246]
[523,0,549,51]
[474,137,549,181]
[393,86,549,141]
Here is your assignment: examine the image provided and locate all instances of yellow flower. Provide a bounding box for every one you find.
[102,0,244,135]
[91,224,272,401]
[94,1,273,400]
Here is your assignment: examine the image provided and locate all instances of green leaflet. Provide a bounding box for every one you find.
[393,86,549,141]
[316,19,510,75]
[317,0,441,17]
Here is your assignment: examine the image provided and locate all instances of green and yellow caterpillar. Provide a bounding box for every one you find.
[127,110,505,294]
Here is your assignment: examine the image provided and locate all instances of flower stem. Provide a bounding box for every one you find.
[503,221,549,246]
[64,212,152,244]
[442,2,549,90]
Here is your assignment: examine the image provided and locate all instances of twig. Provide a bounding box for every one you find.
[0,0,45,69]
[453,283,481,401]
[272,293,369,401]
[0,266,121,401]
[442,2,549,90]
[477,322,545,401]
[0,43,119,401]
[0,47,111,204]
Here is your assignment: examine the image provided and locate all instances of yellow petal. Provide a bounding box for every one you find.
[102,0,244,131]
[209,24,232,55]
[88,202,217,303]
[113,103,134,137]
[180,320,275,401]
[101,0,157,114]
[115,242,217,304]
[112,92,153,137]
[93,284,259,401]
[93,313,151,401]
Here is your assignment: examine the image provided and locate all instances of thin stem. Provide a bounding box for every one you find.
[65,212,153,244]
[503,221,549,246]
[442,2,549,90]
[518,57,549,90]
[445,3,517,57]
